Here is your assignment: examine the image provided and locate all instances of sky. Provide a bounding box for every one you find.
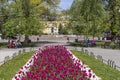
[58,0,73,10]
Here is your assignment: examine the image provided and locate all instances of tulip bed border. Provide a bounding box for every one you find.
[12,45,101,80]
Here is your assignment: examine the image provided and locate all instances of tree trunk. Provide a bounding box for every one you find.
[24,35,29,43]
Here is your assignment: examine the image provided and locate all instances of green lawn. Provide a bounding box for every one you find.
[0,51,35,80]
[72,50,120,80]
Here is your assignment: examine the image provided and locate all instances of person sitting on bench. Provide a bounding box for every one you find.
[86,38,92,47]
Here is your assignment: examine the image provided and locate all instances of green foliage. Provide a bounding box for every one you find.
[58,24,69,34]
[39,0,60,20]
[108,0,120,35]
[69,0,81,20]
[1,0,60,38]
[3,17,43,36]
[69,0,105,38]
[22,42,37,47]
[68,0,119,37]
[0,42,7,48]
[69,42,81,47]
[1,0,45,38]
[0,0,9,33]
[3,18,19,36]
[110,42,120,49]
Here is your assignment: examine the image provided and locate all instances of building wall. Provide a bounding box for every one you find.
[43,21,69,34]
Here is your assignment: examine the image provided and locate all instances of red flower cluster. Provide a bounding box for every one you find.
[13,45,100,80]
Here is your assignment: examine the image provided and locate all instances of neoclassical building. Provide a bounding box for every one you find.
[42,20,69,34]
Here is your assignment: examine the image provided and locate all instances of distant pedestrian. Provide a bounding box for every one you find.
[67,37,69,42]
[15,40,22,48]
[86,38,91,47]
[7,40,15,48]
[37,37,39,42]
[91,39,96,46]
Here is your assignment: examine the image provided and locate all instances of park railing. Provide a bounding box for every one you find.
[69,47,120,71]
[0,47,37,66]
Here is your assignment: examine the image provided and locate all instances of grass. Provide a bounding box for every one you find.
[71,50,120,80]
[0,51,35,80]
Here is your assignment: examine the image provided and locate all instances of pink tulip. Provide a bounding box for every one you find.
[13,45,99,80]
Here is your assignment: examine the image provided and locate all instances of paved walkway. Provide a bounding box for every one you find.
[76,47,120,70]
[0,47,39,64]
[84,47,120,66]
[0,37,120,70]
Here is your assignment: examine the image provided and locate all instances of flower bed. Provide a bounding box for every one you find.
[13,45,100,80]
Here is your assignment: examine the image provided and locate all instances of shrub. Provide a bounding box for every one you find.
[110,42,119,49]
[22,42,36,47]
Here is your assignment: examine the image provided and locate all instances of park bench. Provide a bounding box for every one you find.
[101,41,111,48]
[80,40,96,47]
[80,41,88,47]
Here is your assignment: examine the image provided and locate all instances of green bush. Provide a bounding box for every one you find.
[0,42,7,48]
[95,41,104,47]
[110,44,116,49]
[110,42,119,49]
[22,42,36,47]
[69,42,81,47]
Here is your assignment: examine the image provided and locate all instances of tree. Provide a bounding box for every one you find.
[80,0,105,38]
[69,0,82,21]
[0,0,9,35]
[108,0,120,35]
[2,0,43,42]
[99,0,120,36]
[69,0,105,39]
[68,0,85,35]
[2,0,60,41]
[1,0,61,42]
[40,0,60,20]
